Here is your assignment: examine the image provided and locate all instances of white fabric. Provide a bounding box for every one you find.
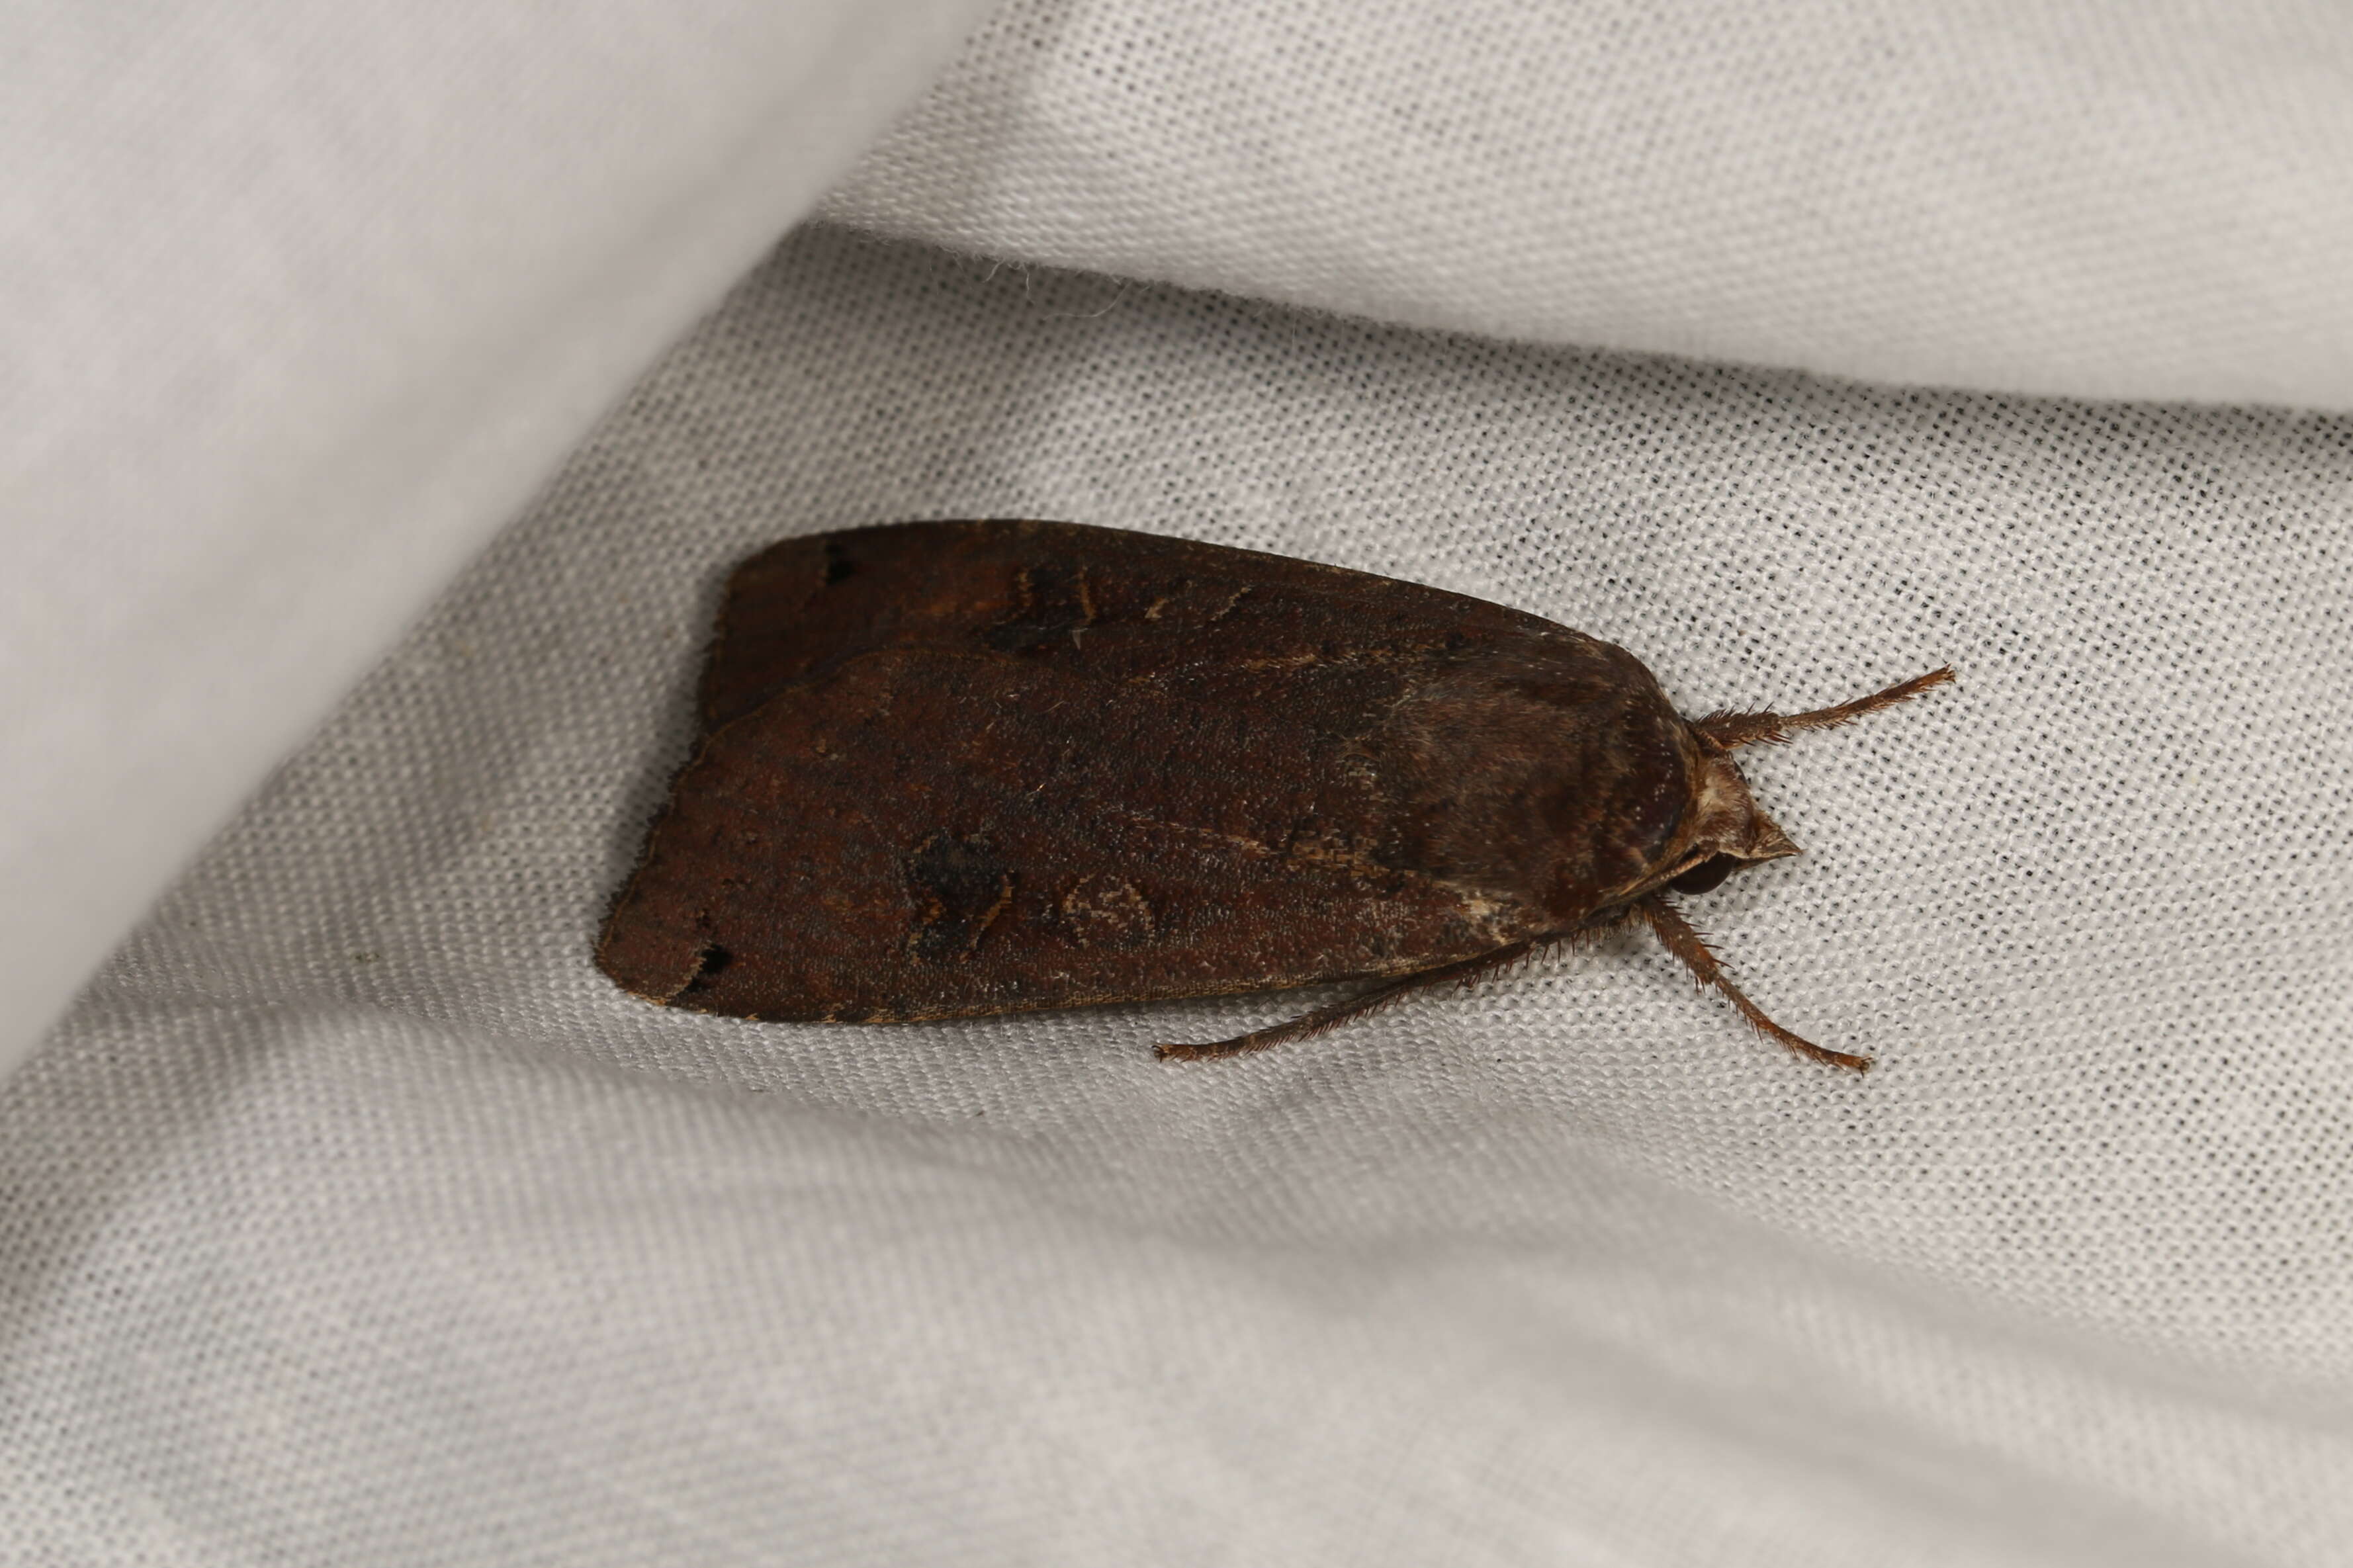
[7,1,2353,1564]
[822,0,2353,410]
[0,0,994,1077]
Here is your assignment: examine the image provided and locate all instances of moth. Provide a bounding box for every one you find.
[598,521,1951,1069]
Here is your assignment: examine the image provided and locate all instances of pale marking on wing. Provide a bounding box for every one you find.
[1102,807,1280,858]
[1099,807,1491,914]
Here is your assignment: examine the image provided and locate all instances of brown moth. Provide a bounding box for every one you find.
[598,521,1951,1069]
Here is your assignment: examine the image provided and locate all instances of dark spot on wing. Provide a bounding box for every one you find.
[983,564,1095,652]
[905,832,1016,961]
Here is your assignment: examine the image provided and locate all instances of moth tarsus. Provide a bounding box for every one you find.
[1697,666,1955,751]
[1155,941,1542,1061]
[1632,893,1874,1073]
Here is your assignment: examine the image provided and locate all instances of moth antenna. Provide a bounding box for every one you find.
[1157,941,1540,1061]
[1697,666,1953,750]
[1632,894,1871,1072]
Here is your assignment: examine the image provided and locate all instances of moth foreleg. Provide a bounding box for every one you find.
[1155,941,1541,1061]
[1695,666,1953,750]
[1632,893,1871,1071]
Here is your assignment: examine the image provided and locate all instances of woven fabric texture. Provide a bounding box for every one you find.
[7,224,2349,1563]
[0,0,994,1075]
[823,0,2353,409]
[7,0,2352,1561]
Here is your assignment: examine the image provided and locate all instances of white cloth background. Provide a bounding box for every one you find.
[823,0,2353,410]
[5,1,2351,1564]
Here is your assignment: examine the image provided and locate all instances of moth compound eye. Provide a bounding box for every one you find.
[1667,854,1741,895]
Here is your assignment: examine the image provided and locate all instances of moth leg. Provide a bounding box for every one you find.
[1155,941,1541,1061]
[1633,894,1871,1072]
[1696,666,1953,750]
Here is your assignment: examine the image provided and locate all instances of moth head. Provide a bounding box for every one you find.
[1647,664,1958,900]
[1655,744,1798,898]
